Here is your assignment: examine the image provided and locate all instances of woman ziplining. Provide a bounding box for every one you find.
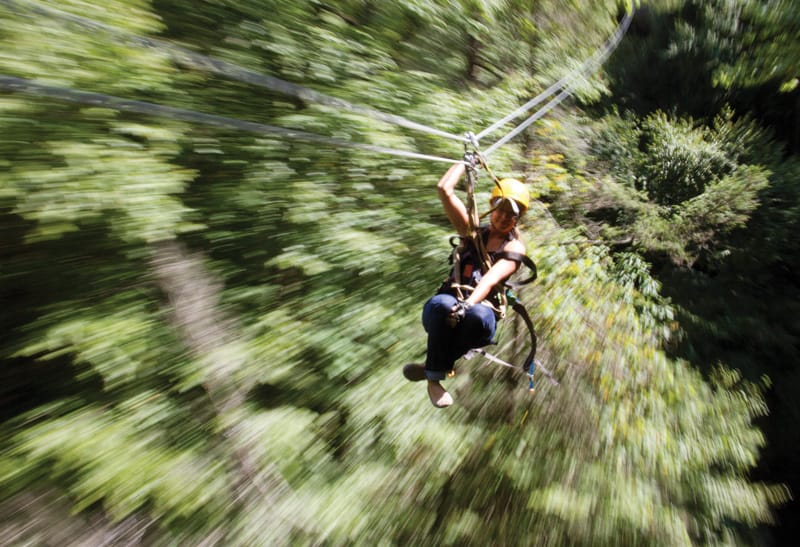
[0,0,632,403]
[402,156,536,408]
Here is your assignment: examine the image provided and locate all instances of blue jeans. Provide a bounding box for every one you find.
[421,293,497,381]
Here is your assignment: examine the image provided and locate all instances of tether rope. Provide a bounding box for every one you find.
[0,75,463,164]
[0,0,464,143]
[466,349,559,386]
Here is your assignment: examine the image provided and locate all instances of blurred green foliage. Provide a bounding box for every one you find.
[588,108,771,265]
[1,0,797,545]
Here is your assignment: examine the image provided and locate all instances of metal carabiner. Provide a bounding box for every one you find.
[464,131,480,151]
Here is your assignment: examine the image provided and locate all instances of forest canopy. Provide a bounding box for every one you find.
[1,0,798,545]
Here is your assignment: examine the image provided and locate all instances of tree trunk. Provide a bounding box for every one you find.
[149,240,293,537]
[466,34,481,83]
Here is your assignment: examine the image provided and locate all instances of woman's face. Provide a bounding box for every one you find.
[490,200,521,233]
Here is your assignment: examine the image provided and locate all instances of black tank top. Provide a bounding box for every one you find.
[438,226,514,298]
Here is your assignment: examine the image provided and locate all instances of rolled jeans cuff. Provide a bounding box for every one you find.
[424,368,448,381]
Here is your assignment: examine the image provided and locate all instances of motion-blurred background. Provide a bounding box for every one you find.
[1,1,798,544]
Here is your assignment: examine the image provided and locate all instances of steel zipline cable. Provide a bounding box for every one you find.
[0,75,463,164]
[0,0,464,143]
[480,9,634,156]
[0,0,634,163]
[476,9,634,143]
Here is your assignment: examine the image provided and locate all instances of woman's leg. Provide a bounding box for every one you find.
[452,303,496,359]
[421,293,458,381]
[420,296,495,408]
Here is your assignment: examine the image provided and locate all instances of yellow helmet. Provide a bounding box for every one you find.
[490,178,529,213]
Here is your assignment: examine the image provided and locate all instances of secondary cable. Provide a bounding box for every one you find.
[479,9,634,155]
[0,0,464,143]
[482,86,572,156]
[0,75,463,164]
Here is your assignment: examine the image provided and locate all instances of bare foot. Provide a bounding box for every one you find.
[427,380,453,408]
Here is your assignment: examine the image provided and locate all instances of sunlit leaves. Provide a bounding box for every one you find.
[700,0,800,91]
[9,138,195,243]
[15,309,160,391]
[587,108,773,265]
[11,401,230,525]
[0,0,175,93]
[676,164,769,250]
[637,112,733,204]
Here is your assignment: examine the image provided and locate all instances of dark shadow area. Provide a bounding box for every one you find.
[657,260,800,545]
